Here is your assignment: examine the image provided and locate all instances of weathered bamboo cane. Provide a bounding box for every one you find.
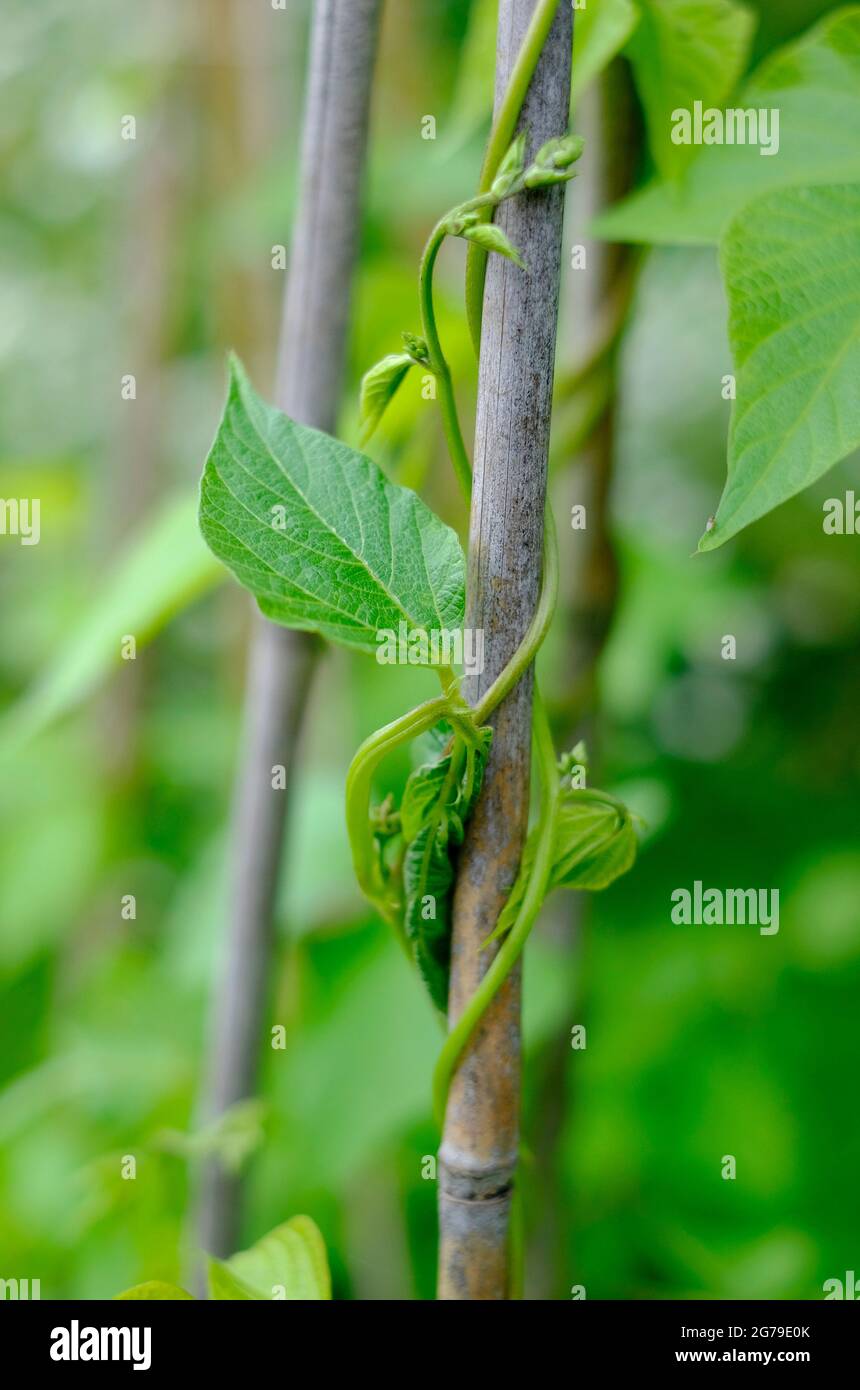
[437,0,573,1301]
[194,0,382,1269]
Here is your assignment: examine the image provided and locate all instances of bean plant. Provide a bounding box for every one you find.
[196,123,639,1129]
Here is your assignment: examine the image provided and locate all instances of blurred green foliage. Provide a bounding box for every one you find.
[1,0,857,1301]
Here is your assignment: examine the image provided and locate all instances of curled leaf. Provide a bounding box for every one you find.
[533,133,585,170]
[402,727,492,1010]
[403,821,457,1011]
[359,351,415,441]
[550,790,638,889]
[486,788,638,945]
[524,133,585,188]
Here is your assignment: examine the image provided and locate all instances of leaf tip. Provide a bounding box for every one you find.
[696,513,724,553]
[226,350,253,402]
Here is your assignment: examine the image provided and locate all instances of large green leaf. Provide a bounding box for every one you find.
[209,1215,331,1301]
[625,0,754,180]
[0,492,221,754]
[199,357,465,657]
[597,6,860,244]
[700,183,860,551]
[572,0,640,104]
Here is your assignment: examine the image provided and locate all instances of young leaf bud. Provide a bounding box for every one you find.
[523,133,585,188]
[359,352,415,442]
[402,331,430,365]
[534,132,585,170]
[445,209,481,237]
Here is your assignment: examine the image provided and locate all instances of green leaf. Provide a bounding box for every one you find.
[462,221,526,268]
[402,728,491,1010]
[699,183,860,551]
[550,791,639,889]
[359,352,414,442]
[497,131,527,179]
[403,820,457,1010]
[491,132,528,199]
[626,0,755,181]
[199,356,465,657]
[401,754,450,845]
[571,0,640,104]
[488,788,638,944]
[0,492,221,756]
[210,1215,331,1301]
[597,6,860,244]
[532,134,585,172]
[523,133,585,188]
[116,1282,195,1300]
[207,1259,258,1301]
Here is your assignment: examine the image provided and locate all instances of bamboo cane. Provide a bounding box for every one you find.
[437,0,573,1301]
[194,0,382,1269]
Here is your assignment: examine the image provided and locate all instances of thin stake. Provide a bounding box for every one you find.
[437,0,573,1301]
[194,0,382,1269]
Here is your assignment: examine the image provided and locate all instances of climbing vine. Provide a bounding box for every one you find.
[355,117,636,1129]
[197,9,638,1135]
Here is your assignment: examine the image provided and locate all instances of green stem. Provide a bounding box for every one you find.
[436,663,460,699]
[346,693,452,927]
[435,663,490,751]
[417,165,563,1125]
[418,225,473,502]
[432,684,560,1127]
[465,0,562,351]
[473,507,558,724]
